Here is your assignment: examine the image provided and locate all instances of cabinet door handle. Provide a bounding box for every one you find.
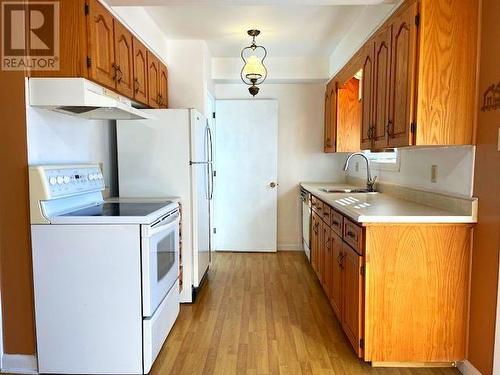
[117,67,123,83]
[134,79,140,93]
[112,63,118,81]
[386,120,393,137]
[347,230,356,239]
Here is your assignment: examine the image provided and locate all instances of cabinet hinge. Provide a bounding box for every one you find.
[415,13,420,27]
[213,170,217,177]
[86,57,91,68]
[360,266,365,277]
[360,339,365,349]
[212,112,216,119]
[84,3,89,15]
[410,121,417,133]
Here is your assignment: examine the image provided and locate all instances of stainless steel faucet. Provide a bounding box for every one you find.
[343,152,377,192]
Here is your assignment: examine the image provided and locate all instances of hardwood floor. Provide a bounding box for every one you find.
[151,252,460,375]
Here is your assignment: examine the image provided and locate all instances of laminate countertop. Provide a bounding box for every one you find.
[301,183,477,225]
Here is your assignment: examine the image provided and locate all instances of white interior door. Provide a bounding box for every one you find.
[215,100,278,252]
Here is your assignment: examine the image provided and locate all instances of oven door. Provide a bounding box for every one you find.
[141,209,180,317]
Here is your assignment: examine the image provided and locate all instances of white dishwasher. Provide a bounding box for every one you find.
[300,188,311,261]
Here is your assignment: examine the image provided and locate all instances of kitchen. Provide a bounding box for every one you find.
[0,0,498,375]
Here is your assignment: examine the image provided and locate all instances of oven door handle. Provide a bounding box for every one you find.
[145,211,180,237]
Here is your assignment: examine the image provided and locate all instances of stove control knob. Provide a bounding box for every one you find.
[89,174,94,181]
[49,177,57,185]
[57,176,64,185]
[63,176,70,184]
[98,173,103,180]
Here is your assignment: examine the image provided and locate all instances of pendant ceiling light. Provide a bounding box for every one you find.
[241,30,267,97]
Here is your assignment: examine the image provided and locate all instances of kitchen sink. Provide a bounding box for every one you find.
[319,188,376,194]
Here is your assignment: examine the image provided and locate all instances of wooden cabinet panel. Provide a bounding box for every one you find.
[360,43,375,150]
[159,63,168,109]
[364,224,471,362]
[324,82,337,153]
[321,221,332,291]
[318,220,325,283]
[132,38,148,105]
[342,242,364,357]
[330,231,343,320]
[311,212,321,275]
[87,0,116,90]
[311,196,324,215]
[372,27,392,150]
[388,1,418,148]
[147,51,160,109]
[416,0,479,145]
[113,20,134,98]
[337,78,361,152]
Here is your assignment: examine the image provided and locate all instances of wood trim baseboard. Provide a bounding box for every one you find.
[1,354,38,374]
[371,361,455,368]
[457,360,483,375]
[277,244,304,251]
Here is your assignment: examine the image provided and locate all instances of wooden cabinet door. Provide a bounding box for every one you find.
[324,82,337,153]
[341,242,364,357]
[311,213,320,275]
[87,0,116,90]
[322,221,333,295]
[159,63,168,109]
[318,219,325,282]
[113,20,134,98]
[147,51,160,109]
[360,42,375,150]
[372,26,392,150]
[132,38,148,105]
[330,232,343,320]
[388,1,418,148]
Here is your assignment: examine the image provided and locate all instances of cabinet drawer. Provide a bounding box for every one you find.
[330,210,343,236]
[343,218,364,255]
[311,196,324,214]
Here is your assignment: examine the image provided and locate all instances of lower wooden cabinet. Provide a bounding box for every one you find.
[306,192,472,365]
[341,242,364,357]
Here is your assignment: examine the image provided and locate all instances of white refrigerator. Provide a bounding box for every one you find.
[117,109,213,303]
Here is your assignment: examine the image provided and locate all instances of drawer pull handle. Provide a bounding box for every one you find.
[347,230,356,239]
[332,220,340,226]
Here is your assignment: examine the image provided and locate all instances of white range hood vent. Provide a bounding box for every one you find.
[29,78,150,120]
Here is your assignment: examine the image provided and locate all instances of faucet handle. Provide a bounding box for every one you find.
[367,175,377,191]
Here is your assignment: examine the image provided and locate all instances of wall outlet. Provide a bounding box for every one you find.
[431,165,438,183]
[355,162,359,172]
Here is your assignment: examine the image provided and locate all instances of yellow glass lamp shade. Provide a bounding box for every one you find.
[243,55,266,80]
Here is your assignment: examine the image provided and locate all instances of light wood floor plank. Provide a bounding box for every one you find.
[150,252,460,375]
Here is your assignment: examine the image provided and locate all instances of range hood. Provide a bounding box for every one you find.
[29,78,150,120]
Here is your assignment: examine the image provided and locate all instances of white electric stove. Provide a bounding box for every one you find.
[29,164,180,374]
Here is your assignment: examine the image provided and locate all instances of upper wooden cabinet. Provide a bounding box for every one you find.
[324,81,337,153]
[388,1,418,148]
[30,0,168,109]
[132,38,149,106]
[147,52,160,109]
[360,43,374,150]
[113,20,134,99]
[372,26,392,150]
[324,0,479,152]
[159,64,169,109]
[87,0,115,90]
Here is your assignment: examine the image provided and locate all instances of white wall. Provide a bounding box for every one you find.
[328,3,399,77]
[215,83,344,251]
[26,107,118,194]
[166,40,214,117]
[337,146,476,198]
[112,6,168,62]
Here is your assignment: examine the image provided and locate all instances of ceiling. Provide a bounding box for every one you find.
[107,1,397,58]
